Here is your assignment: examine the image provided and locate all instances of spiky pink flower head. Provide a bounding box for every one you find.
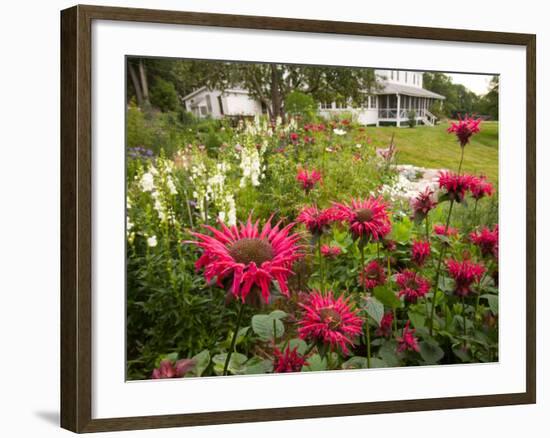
[296,205,334,236]
[332,196,391,242]
[151,358,196,379]
[470,175,495,200]
[447,116,482,147]
[376,311,394,338]
[433,224,459,237]
[321,244,342,258]
[411,240,431,266]
[296,168,322,193]
[438,171,475,203]
[470,225,499,258]
[290,132,300,143]
[189,217,303,303]
[383,239,397,252]
[397,321,420,353]
[446,259,486,297]
[360,260,387,290]
[396,270,431,304]
[298,291,363,355]
[273,346,308,373]
[411,187,437,221]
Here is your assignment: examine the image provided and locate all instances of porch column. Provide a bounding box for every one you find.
[396,94,401,127]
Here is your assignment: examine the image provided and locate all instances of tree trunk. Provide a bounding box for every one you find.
[128,63,143,106]
[138,59,150,105]
[270,64,282,121]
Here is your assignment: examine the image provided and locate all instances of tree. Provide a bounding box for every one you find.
[477,76,499,120]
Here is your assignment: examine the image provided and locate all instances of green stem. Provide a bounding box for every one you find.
[359,242,371,368]
[428,200,455,335]
[462,296,467,345]
[318,238,325,293]
[425,214,430,242]
[457,146,465,175]
[223,303,245,376]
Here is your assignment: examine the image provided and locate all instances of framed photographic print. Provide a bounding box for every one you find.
[60,4,536,433]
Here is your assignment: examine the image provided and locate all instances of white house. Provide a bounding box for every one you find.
[182,87,265,119]
[182,69,445,127]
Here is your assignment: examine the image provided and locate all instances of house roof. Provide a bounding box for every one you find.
[375,82,446,99]
[181,86,208,102]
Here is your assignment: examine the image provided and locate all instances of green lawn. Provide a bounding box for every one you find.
[366,121,499,183]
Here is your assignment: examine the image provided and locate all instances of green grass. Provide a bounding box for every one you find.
[366,121,499,183]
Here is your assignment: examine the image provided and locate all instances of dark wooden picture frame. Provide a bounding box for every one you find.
[61,4,536,433]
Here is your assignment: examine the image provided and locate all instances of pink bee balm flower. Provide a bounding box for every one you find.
[273,346,308,373]
[396,270,430,304]
[360,260,387,290]
[411,240,431,266]
[470,175,494,200]
[438,171,475,203]
[298,291,363,355]
[189,217,303,303]
[447,116,482,147]
[321,244,342,258]
[296,205,334,236]
[290,132,300,142]
[410,187,437,221]
[397,321,420,353]
[151,358,196,379]
[433,224,459,237]
[446,259,486,297]
[296,168,322,193]
[376,311,394,338]
[332,196,392,242]
[470,225,499,258]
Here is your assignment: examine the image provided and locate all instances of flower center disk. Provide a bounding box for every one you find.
[319,307,342,330]
[228,238,274,265]
[356,208,374,222]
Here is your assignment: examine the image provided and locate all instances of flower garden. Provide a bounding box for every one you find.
[126,115,498,380]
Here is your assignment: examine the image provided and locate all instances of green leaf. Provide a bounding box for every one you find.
[378,340,400,367]
[243,357,273,375]
[251,311,286,341]
[419,340,444,364]
[363,296,384,326]
[438,192,451,203]
[342,356,369,370]
[408,310,426,329]
[287,338,308,355]
[212,352,248,375]
[374,285,401,309]
[481,294,498,314]
[389,217,413,243]
[302,354,327,372]
[189,350,210,377]
[369,358,388,368]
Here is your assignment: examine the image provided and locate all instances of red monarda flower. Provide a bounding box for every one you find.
[298,291,363,355]
[151,358,196,379]
[470,175,494,200]
[411,187,437,221]
[396,270,430,303]
[376,311,394,338]
[438,171,475,203]
[332,196,391,241]
[360,260,386,290]
[411,240,431,266]
[447,116,482,147]
[273,346,307,373]
[433,224,459,237]
[321,244,342,258]
[397,321,420,353]
[189,217,302,303]
[296,205,334,236]
[296,168,322,193]
[470,225,499,258]
[446,259,486,297]
[290,132,300,143]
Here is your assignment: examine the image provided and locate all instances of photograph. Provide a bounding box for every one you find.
[125,57,500,380]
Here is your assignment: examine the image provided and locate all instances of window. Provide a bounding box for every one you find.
[200,106,208,116]
[370,95,377,109]
[320,102,333,109]
[217,95,224,115]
